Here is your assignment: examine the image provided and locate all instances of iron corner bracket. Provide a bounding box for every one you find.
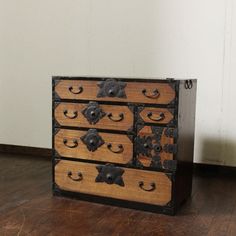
[52,183,61,196]
[54,159,61,166]
[53,91,60,100]
[165,173,173,181]
[53,128,60,136]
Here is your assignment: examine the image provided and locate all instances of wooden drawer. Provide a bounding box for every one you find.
[55,79,176,105]
[136,126,177,169]
[138,107,175,126]
[55,160,172,206]
[54,102,133,131]
[55,129,133,164]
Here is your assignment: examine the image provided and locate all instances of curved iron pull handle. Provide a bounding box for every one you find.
[107,143,124,154]
[67,171,83,181]
[107,113,124,122]
[63,110,78,119]
[142,88,160,99]
[63,139,78,148]
[68,86,83,94]
[147,112,165,122]
[138,181,156,192]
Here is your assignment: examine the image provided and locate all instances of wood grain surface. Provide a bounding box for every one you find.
[55,160,172,206]
[55,102,133,131]
[55,129,133,164]
[55,80,175,104]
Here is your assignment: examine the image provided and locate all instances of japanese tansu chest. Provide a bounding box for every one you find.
[52,77,197,215]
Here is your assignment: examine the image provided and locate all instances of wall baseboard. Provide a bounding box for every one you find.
[0,144,51,157]
[194,163,236,176]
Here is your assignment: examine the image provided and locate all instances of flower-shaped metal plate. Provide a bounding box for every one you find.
[97,79,127,98]
[136,136,153,157]
[95,164,125,186]
[80,129,104,152]
[82,102,106,125]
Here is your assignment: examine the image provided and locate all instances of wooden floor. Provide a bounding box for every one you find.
[0,153,236,236]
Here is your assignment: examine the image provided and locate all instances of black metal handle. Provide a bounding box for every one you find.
[67,171,83,181]
[142,89,160,99]
[107,113,124,122]
[68,86,83,94]
[147,112,165,122]
[185,80,193,89]
[138,181,156,192]
[107,143,124,154]
[63,110,78,119]
[63,139,78,148]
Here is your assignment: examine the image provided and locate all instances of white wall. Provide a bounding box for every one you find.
[0,0,235,166]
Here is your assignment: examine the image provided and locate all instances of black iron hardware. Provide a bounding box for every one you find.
[138,181,156,192]
[147,112,165,122]
[95,164,125,186]
[142,88,160,99]
[163,160,177,171]
[136,136,153,157]
[185,80,193,89]
[150,155,162,169]
[163,144,177,154]
[97,79,127,98]
[107,143,124,154]
[67,171,83,181]
[80,129,104,152]
[82,102,106,125]
[63,110,78,119]
[151,127,164,142]
[68,85,83,94]
[107,112,124,122]
[164,128,178,138]
[63,139,78,148]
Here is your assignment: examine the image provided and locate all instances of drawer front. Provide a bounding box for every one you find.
[54,102,133,131]
[55,129,133,164]
[136,126,177,170]
[55,79,176,105]
[138,107,175,125]
[55,160,172,206]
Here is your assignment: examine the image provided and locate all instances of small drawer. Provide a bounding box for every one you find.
[136,126,177,170]
[54,129,133,164]
[55,160,172,206]
[54,79,176,105]
[54,102,133,132]
[138,107,175,125]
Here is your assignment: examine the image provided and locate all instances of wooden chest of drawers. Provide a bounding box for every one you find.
[52,77,197,215]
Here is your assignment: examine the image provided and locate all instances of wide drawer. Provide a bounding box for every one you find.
[136,126,177,170]
[54,129,133,164]
[54,102,133,131]
[55,160,172,206]
[138,107,175,126]
[55,79,176,105]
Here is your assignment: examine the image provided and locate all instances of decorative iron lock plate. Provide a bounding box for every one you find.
[97,79,127,98]
[163,160,177,171]
[95,164,125,186]
[82,101,106,124]
[80,129,104,152]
